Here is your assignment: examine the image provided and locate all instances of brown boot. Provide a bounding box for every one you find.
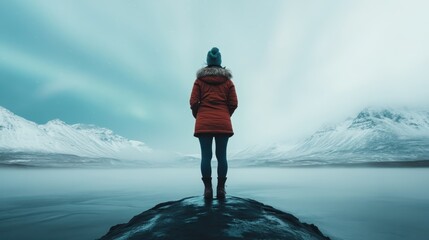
[201,177,213,199]
[217,177,227,199]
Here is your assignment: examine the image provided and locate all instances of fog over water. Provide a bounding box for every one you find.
[1,167,428,240]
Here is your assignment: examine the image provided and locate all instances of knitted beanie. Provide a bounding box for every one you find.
[206,47,222,67]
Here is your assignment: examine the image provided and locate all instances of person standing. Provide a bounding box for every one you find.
[190,47,238,200]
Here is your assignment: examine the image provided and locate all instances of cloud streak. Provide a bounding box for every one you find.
[234,0,429,146]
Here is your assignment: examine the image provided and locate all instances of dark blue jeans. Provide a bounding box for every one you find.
[198,135,229,178]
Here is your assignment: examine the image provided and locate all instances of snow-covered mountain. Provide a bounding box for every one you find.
[231,107,429,166]
[3,106,428,168]
[0,106,152,162]
[290,107,429,162]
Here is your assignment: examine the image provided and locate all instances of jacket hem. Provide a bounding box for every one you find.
[194,131,234,138]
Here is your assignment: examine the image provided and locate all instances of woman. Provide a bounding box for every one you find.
[190,47,238,200]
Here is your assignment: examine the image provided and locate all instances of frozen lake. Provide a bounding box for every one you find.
[1,167,428,240]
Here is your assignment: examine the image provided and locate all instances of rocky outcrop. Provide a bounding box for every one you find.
[99,196,330,240]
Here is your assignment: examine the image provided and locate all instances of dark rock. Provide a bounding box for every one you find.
[99,196,330,240]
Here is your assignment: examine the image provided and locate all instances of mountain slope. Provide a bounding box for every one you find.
[231,108,429,166]
[288,108,429,162]
[0,106,151,161]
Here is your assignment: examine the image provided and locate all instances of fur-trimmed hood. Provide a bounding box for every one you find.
[197,67,233,80]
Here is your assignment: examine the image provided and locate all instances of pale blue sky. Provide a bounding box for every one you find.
[1,0,428,153]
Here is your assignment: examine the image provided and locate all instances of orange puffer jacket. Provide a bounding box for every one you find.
[190,66,238,137]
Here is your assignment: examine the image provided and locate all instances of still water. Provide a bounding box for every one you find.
[0,167,428,240]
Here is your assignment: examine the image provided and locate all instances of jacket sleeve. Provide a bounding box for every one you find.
[190,80,201,118]
[227,81,238,116]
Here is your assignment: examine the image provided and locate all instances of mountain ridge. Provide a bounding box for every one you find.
[2,106,429,168]
[231,107,429,166]
[0,106,151,161]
